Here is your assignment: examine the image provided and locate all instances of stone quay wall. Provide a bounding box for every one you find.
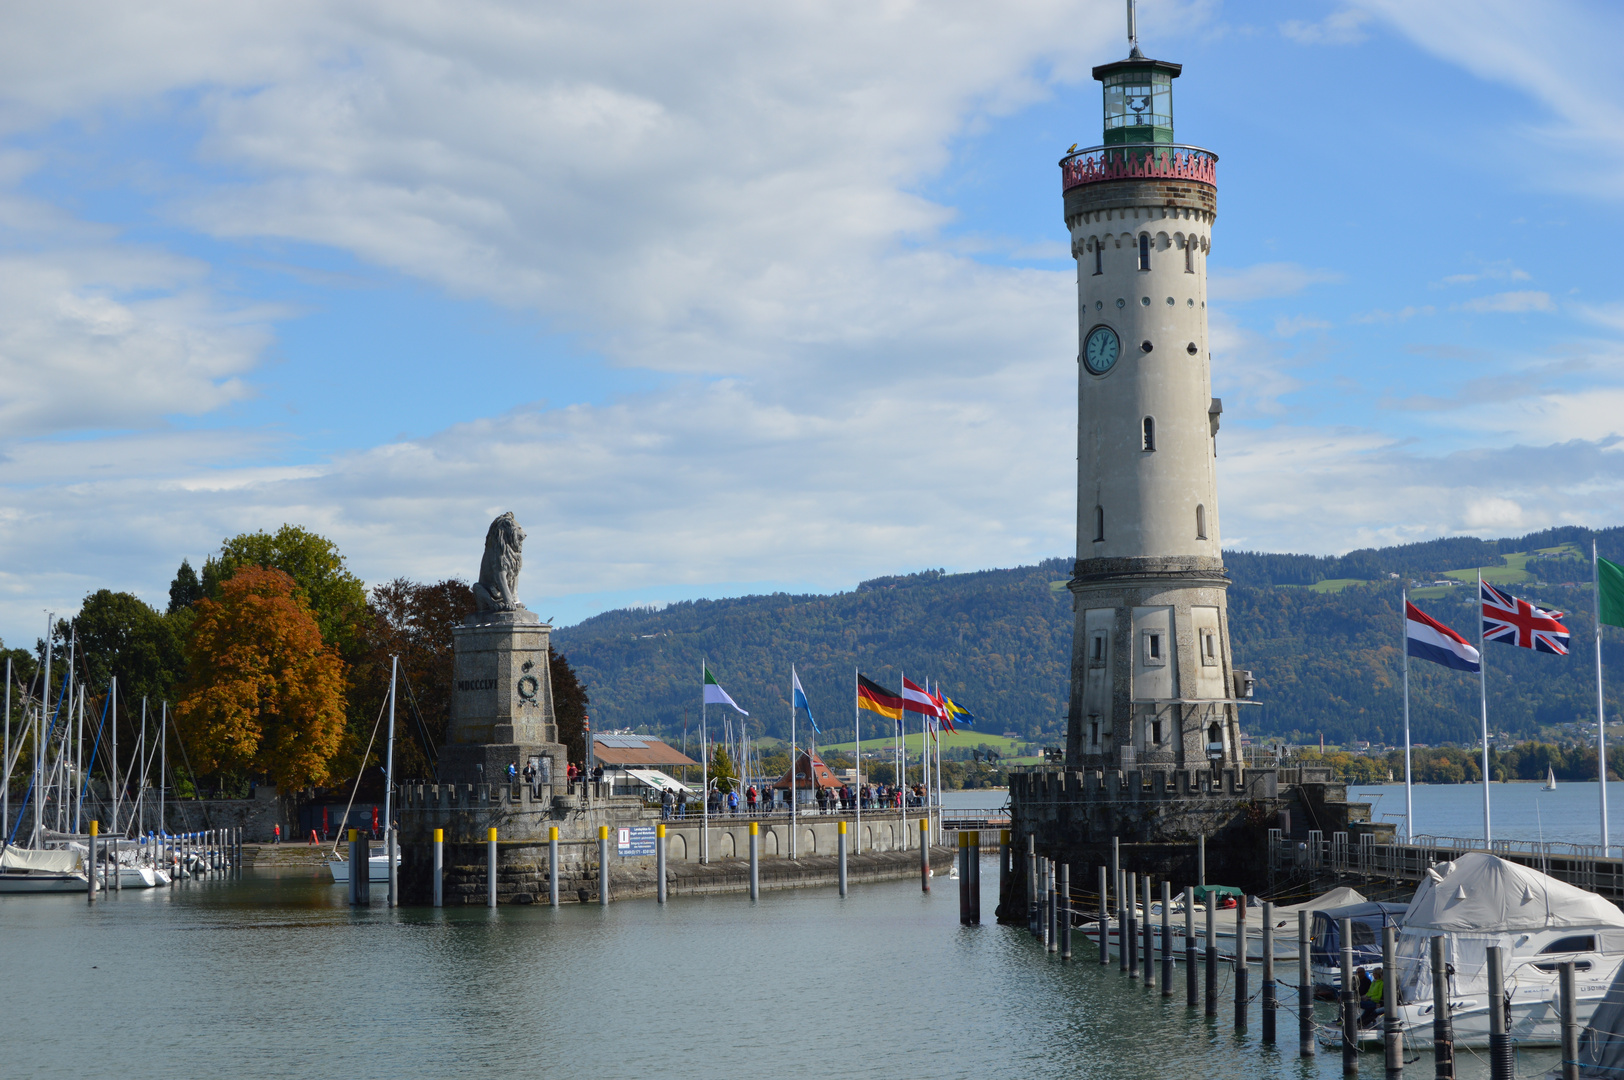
[395,780,945,905]
[998,765,1395,923]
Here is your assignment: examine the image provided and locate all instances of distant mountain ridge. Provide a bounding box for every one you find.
[553,526,1624,749]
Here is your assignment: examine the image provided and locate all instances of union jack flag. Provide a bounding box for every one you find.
[1481,581,1571,655]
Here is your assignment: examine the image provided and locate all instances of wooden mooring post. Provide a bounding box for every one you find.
[1431,934,1454,1079]
[1300,910,1315,1058]
[1098,866,1109,966]
[1261,901,1276,1044]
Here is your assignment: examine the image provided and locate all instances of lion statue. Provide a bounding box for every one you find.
[473,511,526,613]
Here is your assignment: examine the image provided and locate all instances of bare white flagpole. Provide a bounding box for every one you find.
[701,657,709,865]
[111,675,119,838]
[1478,569,1491,846]
[2,657,9,841]
[854,666,862,855]
[159,703,167,845]
[790,665,798,859]
[1402,587,1414,841]
[1596,539,1610,854]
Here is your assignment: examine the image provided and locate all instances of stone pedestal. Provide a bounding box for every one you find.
[438,610,565,792]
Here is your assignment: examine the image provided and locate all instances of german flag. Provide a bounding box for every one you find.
[857,674,904,721]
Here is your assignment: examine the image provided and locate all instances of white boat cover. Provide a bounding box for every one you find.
[1,846,83,873]
[626,769,694,795]
[1397,852,1624,1004]
[1574,962,1624,1077]
[1405,852,1624,934]
[1267,886,1367,926]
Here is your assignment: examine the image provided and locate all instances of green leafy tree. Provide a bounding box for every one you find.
[73,590,187,703]
[176,567,348,790]
[203,525,368,654]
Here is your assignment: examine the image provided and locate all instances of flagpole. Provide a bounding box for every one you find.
[790,665,798,860]
[1478,570,1491,846]
[1402,586,1413,841]
[701,657,708,865]
[1596,538,1610,855]
[854,666,862,855]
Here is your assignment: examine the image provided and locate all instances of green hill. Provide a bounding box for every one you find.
[553,526,1624,749]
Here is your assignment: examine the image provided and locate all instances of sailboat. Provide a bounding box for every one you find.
[1544,766,1558,791]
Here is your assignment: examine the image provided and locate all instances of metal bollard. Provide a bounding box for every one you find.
[1047,860,1057,953]
[968,831,980,923]
[347,829,359,906]
[1487,946,1511,1080]
[655,823,665,905]
[432,828,443,908]
[1098,866,1109,965]
[487,827,498,908]
[919,819,929,893]
[998,830,1010,915]
[1187,885,1198,1006]
[1161,880,1173,995]
[1431,934,1454,1079]
[1300,909,1316,1057]
[386,826,397,908]
[1119,869,1129,972]
[1026,836,1037,934]
[597,825,610,907]
[1341,917,1358,1077]
[551,825,562,907]
[1126,871,1138,978]
[1384,923,1403,1080]
[1560,960,1578,1080]
[958,832,970,923]
[1059,863,1071,959]
[1262,901,1276,1043]
[87,821,98,903]
[749,821,760,901]
[1205,892,1218,1018]
[1143,875,1155,990]
[1235,901,1248,1030]
[838,820,848,898]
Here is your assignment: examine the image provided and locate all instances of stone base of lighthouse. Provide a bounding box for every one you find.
[1063,554,1243,774]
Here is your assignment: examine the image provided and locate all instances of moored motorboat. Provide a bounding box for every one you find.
[328,851,398,884]
[1384,852,1624,1048]
[0,846,90,894]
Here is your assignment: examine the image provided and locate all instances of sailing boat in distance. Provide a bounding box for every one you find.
[1544,766,1558,792]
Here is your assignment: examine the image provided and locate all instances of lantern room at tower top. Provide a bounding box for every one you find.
[1095,54,1181,146]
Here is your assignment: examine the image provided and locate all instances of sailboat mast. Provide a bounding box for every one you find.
[36,610,51,848]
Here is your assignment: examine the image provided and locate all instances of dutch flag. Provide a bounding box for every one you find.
[1406,601,1481,673]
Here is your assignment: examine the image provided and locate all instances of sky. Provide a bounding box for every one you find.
[3,0,1623,647]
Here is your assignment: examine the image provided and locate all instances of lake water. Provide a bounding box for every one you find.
[2,843,1552,1078]
[1350,780,1624,850]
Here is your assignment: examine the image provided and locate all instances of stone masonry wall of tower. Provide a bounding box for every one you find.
[1059,65,1244,775]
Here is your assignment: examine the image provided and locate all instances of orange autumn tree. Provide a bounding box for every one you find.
[177,566,347,790]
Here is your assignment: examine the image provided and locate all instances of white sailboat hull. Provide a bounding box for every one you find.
[0,871,89,894]
[328,854,397,884]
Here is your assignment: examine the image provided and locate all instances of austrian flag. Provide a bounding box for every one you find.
[1481,581,1572,655]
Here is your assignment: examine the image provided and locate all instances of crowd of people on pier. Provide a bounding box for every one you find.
[654,781,932,819]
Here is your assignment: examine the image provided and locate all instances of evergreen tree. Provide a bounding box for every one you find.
[168,559,204,614]
[551,647,590,766]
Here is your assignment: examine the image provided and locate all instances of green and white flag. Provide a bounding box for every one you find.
[703,666,749,715]
[1600,556,1624,629]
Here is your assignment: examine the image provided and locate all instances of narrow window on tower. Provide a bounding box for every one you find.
[1138,233,1151,271]
[1094,243,1103,276]
[1201,631,1218,667]
[1094,505,1105,542]
[1142,416,1155,452]
[1145,633,1162,662]
[1091,633,1107,664]
[1196,503,1207,539]
[1185,239,1194,273]
[1151,720,1162,745]
[1089,718,1100,746]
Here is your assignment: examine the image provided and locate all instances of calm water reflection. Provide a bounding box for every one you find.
[1,861,1553,1079]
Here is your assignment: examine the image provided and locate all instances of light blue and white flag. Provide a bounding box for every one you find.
[792,666,820,734]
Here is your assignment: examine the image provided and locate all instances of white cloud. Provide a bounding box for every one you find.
[1352,305,1435,324]
[1456,291,1555,314]
[1280,9,1374,46]
[1209,262,1340,303]
[1273,314,1331,337]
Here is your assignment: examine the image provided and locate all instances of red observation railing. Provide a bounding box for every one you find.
[1060,143,1217,192]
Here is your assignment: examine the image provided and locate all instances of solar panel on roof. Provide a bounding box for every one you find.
[594,734,651,748]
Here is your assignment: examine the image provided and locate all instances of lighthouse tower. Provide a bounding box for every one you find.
[1061,16,1245,774]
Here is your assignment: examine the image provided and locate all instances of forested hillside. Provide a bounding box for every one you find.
[553,527,1624,748]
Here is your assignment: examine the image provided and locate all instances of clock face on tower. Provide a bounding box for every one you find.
[1084,325,1120,375]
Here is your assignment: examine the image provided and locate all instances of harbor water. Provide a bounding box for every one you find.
[0,787,1576,1079]
[1351,779,1624,848]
